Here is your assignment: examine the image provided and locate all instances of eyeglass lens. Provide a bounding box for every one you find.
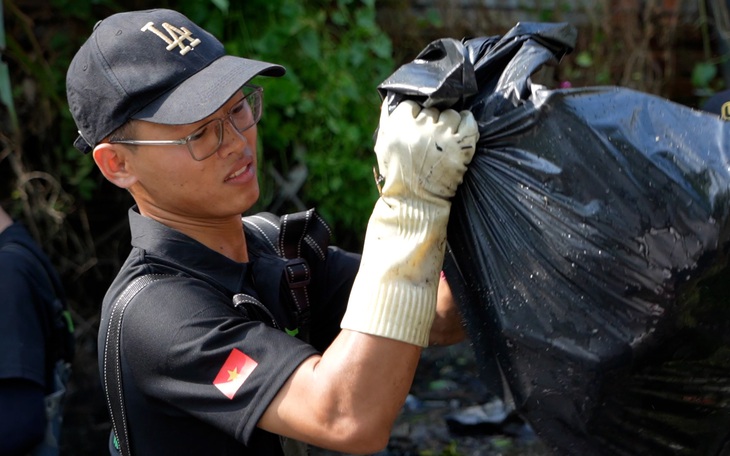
[188,88,263,160]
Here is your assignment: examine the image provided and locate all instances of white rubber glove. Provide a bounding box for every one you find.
[340,100,478,346]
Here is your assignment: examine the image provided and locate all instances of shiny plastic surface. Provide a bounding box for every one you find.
[379,22,730,455]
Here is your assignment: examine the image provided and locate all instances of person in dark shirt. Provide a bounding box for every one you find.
[66,8,477,454]
[0,204,69,455]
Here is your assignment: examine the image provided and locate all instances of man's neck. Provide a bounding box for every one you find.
[142,210,249,262]
[185,220,249,263]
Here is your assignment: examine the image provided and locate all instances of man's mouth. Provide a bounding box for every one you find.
[225,163,251,182]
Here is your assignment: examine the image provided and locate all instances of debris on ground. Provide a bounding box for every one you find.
[313,341,552,456]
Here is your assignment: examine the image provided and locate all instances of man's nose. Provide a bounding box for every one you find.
[217,118,249,157]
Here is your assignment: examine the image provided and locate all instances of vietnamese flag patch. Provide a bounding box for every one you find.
[213,348,258,399]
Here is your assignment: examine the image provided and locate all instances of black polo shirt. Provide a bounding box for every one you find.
[98,207,359,455]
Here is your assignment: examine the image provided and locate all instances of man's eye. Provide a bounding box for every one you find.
[188,126,208,142]
[231,100,246,116]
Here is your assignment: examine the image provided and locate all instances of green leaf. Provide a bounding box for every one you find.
[692,62,717,89]
[424,8,443,27]
[575,51,593,68]
[210,0,230,14]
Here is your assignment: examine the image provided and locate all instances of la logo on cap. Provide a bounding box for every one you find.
[141,21,201,55]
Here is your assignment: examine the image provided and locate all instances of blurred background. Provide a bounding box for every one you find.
[2,0,730,454]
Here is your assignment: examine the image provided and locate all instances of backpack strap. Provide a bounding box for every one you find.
[102,274,170,456]
[279,209,330,262]
[243,208,331,342]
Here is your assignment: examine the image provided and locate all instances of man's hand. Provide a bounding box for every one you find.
[375,100,478,201]
[341,100,478,347]
[430,273,467,346]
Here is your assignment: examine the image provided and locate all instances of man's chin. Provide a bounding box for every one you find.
[235,183,260,214]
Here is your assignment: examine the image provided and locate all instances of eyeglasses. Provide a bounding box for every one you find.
[109,85,263,161]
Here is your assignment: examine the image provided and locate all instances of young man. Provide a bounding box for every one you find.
[66,8,478,455]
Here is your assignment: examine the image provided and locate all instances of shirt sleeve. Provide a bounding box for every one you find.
[308,246,361,352]
[122,277,319,445]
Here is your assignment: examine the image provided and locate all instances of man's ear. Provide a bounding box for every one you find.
[92,143,137,189]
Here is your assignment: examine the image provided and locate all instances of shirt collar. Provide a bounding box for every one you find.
[127,206,248,293]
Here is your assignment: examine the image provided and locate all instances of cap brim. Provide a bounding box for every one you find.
[132,55,285,125]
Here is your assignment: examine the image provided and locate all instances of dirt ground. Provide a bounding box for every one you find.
[387,341,551,456]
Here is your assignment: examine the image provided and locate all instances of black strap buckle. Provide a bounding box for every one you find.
[284,258,310,289]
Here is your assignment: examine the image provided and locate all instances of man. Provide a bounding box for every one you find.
[66,8,477,455]
[0,204,71,455]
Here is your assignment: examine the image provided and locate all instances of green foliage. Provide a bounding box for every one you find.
[419,8,443,29]
[692,0,726,98]
[180,0,394,246]
[4,0,118,209]
[420,441,463,456]
[692,61,718,92]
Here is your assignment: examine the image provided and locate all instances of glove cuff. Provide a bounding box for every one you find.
[340,197,450,347]
[340,279,436,346]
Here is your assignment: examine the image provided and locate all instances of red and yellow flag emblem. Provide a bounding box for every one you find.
[213,348,258,399]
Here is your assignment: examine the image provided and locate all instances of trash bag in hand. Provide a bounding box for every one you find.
[378,22,730,456]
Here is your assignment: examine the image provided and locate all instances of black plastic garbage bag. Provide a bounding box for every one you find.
[378,22,730,456]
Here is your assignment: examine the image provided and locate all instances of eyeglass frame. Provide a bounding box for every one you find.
[108,84,263,161]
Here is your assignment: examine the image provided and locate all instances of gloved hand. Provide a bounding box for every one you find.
[340,100,478,346]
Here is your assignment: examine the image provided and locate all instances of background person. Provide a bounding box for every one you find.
[0,202,72,456]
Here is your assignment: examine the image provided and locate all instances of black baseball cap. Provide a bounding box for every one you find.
[66,9,285,153]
